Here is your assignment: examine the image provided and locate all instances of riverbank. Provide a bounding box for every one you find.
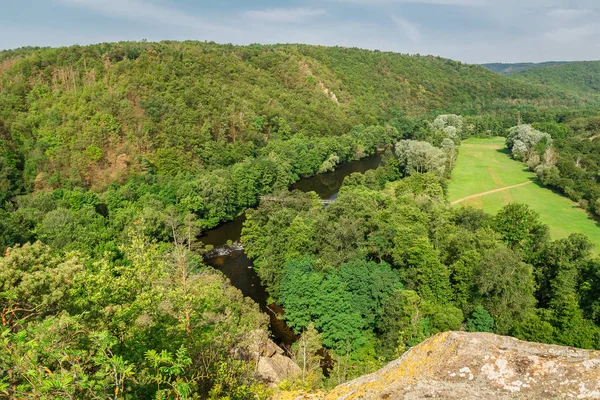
[200,152,384,346]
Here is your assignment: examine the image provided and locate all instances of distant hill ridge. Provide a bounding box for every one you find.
[483,61,572,75]
[484,60,600,97]
[508,61,600,95]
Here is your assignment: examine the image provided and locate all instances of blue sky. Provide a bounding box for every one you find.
[1,0,599,63]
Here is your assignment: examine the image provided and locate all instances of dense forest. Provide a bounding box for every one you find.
[0,42,591,195]
[510,61,600,96]
[2,41,595,247]
[1,41,600,398]
[483,61,571,75]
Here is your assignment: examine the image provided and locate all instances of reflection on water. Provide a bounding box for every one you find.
[201,214,246,248]
[204,246,297,346]
[291,153,383,200]
[201,152,383,346]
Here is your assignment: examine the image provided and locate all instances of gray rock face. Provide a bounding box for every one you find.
[275,331,600,399]
[241,329,286,361]
[237,330,301,385]
[327,332,600,399]
[258,354,302,384]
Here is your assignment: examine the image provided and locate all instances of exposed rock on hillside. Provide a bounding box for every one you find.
[238,330,301,385]
[258,354,302,385]
[276,331,600,399]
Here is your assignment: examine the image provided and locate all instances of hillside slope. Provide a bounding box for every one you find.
[276,331,600,399]
[0,41,573,191]
[483,61,571,75]
[510,61,600,96]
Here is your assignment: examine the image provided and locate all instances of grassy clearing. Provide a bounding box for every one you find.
[448,137,600,252]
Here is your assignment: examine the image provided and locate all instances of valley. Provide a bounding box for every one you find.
[1,40,600,399]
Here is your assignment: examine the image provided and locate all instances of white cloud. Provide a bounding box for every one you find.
[9,0,599,64]
[0,24,125,50]
[244,8,327,23]
[546,8,590,20]
[545,24,597,44]
[391,16,421,42]
[331,0,486,6]
[57,0,221,31]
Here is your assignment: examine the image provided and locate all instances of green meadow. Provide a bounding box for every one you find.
[448,137,600,252]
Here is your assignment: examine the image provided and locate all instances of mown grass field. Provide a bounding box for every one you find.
[448,137,600,252]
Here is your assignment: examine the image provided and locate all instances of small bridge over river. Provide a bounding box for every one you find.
[260,196,335,205]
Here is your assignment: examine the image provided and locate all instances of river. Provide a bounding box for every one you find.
[200,153,383,346]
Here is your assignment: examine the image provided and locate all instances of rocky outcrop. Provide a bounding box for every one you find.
[275,331,600,399]
[238,330,301,385]
[242,330,286,359]
[258,354,302,384]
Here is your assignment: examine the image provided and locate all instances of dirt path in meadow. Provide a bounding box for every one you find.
[451,181,534,205]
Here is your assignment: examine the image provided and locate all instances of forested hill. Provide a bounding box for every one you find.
[0,41,578,193]
[509,61,600,96]
[483,61,571,75]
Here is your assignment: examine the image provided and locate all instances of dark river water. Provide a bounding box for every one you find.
[200,153,383,346]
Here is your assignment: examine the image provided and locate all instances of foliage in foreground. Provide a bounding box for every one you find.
[0,229,270,399]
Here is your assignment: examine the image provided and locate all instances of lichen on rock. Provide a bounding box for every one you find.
[273,332,600,399]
